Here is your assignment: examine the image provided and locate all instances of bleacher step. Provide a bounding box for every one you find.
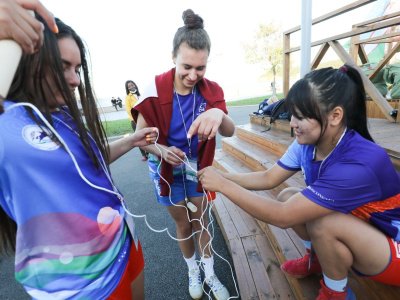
[213,149,319,299]
[235,123,294,157]
[250,114,293,135]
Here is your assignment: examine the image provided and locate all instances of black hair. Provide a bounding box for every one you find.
[286,64,373,142]
[125,80,140,96]
[172,9,211,57]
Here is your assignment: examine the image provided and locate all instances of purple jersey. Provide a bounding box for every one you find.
[168,88,206,158]
[278,129,400,240]
[0,101,136,299]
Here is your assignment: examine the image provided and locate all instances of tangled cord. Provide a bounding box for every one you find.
[5,102,239,299]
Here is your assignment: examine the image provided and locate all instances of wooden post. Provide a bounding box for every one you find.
[329,40,396,122]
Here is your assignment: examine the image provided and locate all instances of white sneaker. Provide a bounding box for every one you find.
[205,275,230,300]
[188,268,203,299]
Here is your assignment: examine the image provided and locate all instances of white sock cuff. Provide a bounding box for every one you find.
[323,273,348,292]
[184,253,198,270]
[302,239,312,250]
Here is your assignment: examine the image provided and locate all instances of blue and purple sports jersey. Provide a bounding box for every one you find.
[0,101,136,299]
[168,88,206,158]
[278,129,400,241]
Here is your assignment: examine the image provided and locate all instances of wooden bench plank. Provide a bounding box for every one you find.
[242,236,277,299]
[235,124,294,157]
[229,237,259,299]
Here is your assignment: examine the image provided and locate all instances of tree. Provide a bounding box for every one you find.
[244,23,283,99]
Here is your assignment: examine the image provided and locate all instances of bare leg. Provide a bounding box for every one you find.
[307,212,391,279]
[130,271,144,300]
[189,195,211,258]
[277,187,309,240]
[167,202,196,258]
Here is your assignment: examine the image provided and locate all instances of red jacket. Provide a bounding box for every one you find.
[132,68,228,196]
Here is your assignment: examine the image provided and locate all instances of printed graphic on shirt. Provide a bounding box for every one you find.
[22,125,60,151]
[392,239,400,259]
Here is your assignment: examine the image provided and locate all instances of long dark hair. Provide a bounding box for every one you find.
[1,17,109,254]
[286,64,373,142]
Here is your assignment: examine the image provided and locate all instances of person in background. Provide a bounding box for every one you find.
[125,79,148,161]
[198,65,400,300]
[0,16,157,299]
[132,9,235,300]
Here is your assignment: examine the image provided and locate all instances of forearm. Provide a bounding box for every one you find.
[108,134,144,163]
[218,178,287,227]
[218,113,235,137]
[223,171,275,190]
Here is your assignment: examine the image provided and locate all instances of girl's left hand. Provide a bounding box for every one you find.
[132,127,158,147]
[198,166,224,192]
[187,108,224,142]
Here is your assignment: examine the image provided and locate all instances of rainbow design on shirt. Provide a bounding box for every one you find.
[14,207,127,299]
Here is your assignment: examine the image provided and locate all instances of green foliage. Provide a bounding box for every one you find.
[244,23,283,80]
[102,119,132,137]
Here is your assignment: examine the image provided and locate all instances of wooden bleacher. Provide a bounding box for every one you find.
[210,1,400,298]
[212,115,400,299]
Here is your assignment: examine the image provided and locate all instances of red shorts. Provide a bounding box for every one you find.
[108,240,145,299]
[367,237,400,286]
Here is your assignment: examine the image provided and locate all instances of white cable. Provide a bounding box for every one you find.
[5,102,239,298]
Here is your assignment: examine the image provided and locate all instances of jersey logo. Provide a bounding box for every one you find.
[22,125,60,151]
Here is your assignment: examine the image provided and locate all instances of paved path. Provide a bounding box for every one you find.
[0,105,258,300]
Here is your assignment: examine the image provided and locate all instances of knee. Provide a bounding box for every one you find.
[307,213,339,239]
[175,219,193,235]
[277,187,302,202]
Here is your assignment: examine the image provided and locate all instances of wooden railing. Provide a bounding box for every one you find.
[282,0,400,121]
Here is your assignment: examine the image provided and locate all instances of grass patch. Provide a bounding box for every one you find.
[102,119,132,137]
[226,93,284,106]
[102,93,285,137]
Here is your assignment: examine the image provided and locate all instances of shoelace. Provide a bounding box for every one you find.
[189,270,201,286]
[206,276,223,291]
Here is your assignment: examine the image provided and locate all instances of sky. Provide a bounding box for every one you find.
[41,0,381,105]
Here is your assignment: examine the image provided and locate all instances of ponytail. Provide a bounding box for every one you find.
[342,64,374,142]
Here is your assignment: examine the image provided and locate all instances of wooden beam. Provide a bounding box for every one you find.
[286,16,400,54]
[283,33,290,96]
[329,41,395,121]
[354,31,400,44]
[354,10,400,27]
[311,43,330,70]
[358,45,369,64]
[284,0,376,35]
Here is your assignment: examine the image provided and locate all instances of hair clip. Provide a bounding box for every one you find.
[339,65,348,73]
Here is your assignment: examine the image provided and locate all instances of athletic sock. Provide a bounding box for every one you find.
[323,273,348,292]
[184,253,199,271]
[302,239,312,251]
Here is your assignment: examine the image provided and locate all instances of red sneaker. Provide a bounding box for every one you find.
[280,249,322,278]
[316,280,356,300]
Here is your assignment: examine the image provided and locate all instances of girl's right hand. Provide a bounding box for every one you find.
[161,146,185,167]
[0,0,57,54]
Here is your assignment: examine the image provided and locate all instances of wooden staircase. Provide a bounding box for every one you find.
[211,114,400,300]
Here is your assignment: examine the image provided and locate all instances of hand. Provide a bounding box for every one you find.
[198,166,224,192]
[0,0,57,54]
[131,127,158,147]
[187,108,224,142]
[160,146,185,167]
